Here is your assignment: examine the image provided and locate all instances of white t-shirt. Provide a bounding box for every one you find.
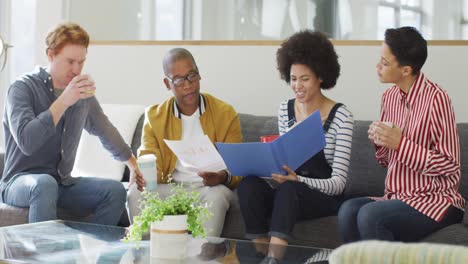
[171,109,205,183]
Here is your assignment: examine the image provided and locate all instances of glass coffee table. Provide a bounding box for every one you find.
[0,220,331,263]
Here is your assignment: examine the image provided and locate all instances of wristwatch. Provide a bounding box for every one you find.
[223,169,232,185]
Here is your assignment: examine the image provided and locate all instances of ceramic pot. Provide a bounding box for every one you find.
[150,214,188,259]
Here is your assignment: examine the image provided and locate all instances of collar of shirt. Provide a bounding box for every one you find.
[172,94,206,118]
[397,72,426,108]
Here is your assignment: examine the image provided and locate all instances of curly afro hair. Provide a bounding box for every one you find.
[276,30,340,89]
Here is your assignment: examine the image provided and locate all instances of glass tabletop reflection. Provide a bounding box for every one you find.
[0,220,331,263]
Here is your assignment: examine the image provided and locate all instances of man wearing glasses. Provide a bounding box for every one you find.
[127,48,242,252]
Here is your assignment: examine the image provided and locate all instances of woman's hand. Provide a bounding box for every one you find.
[271,165,298,184]
[373,122,402,150]
[368,121,379,144]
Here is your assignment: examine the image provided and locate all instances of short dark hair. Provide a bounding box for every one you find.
[163,48,198,76]
[384,27,427,75]
[276,30,340,89]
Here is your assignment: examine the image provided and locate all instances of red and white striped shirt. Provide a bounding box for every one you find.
[374,72,465,221]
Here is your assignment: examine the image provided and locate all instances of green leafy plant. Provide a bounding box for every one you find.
[123,183,211,243]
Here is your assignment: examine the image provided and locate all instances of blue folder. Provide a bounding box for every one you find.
[216,111,326,177]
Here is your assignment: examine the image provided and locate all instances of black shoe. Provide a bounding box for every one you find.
[198,241,228,261]
[255,251,266,259]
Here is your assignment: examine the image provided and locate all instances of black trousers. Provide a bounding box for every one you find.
[237,177,342,241]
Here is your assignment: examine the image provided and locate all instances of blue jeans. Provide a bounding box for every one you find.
[2,174,126,225]
[337,197,464,243]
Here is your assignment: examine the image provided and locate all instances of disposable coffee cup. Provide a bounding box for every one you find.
[260,135,280,143]
[83,73,94,82]
[382,121,393,128]
[374,122,394,145]
[81,74,96,94]
[371,121,393,134]
[137,155,157,191]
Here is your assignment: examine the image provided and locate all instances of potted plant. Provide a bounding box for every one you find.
[123,183,211,259]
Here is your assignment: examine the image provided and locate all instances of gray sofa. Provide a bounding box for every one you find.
[1,113,468,249]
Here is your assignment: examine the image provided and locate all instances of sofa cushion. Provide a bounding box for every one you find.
[344,121,386,199]
[291,216,342,249]
[122,114,145,182]
[0,203,28,227]
[71,104,145,181]
[458,123,468,225]
[458,124,468,200]
[238,113,278,142]
[422,223,468,245]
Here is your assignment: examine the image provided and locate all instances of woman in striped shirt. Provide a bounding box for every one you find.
[338,27,465,243]
[237,30,354,263]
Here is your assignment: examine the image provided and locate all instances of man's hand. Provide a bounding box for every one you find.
[50,75,96,126]
[271,165,298,184]
[126,155,145,191]
[58,74,96,108]
[198,170,227,186]
[373,122,402,150]
[130,167,145,192]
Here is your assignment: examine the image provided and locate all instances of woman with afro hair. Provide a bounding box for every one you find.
[237,30,354,263]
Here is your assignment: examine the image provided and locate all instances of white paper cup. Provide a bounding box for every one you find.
[81,74,96,94]
[382,121,393,128]
[374,121,393,145]
[137,155,157,191]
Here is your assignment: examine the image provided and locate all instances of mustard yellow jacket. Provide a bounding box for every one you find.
[138,93,243,189]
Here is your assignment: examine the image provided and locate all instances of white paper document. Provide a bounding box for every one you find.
[164,135,227,172]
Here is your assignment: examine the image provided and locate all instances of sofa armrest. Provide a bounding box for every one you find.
[329,240,468,264]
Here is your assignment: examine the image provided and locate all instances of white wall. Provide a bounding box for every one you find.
[34,0,63,65]
[0,0,11,149]
[82,43,468,122]
[67,0,142,41]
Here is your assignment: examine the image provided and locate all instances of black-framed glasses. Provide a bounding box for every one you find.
[167,72,200,87]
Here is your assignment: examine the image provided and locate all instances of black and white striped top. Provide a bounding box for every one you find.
[278,100,354,195]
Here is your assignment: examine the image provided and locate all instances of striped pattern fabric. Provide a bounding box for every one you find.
[304,248,333,263]
[374,72,465,221]
[278,101,354,195]
[329,240,468,264]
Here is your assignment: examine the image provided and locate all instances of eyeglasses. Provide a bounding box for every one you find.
[167,72,200,87]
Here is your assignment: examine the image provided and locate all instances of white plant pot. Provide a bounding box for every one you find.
[150,215,189,260]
